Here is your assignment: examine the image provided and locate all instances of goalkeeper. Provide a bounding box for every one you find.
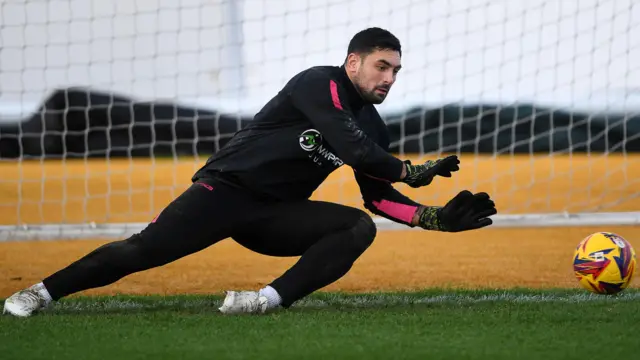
[4,27,497,317]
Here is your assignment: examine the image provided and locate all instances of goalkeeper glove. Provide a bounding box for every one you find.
[401,155,460,188]
[417,190,497,232]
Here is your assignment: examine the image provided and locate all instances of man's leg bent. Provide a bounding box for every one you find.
[232,201,377,309]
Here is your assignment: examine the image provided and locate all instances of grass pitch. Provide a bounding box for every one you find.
[2,289,639,360]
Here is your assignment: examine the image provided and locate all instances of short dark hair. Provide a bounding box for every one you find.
[346,27,402,60]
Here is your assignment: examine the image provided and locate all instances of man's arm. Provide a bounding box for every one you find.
[354,169,444,230]
[355,170,497,232]
[290,70,406,182]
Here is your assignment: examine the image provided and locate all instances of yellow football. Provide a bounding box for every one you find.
[573,232,636,294]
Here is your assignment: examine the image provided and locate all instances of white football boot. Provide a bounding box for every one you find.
[3,284,52,317]
[218,291,269,315]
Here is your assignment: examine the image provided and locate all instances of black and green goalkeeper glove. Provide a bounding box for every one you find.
[401,155,460,188]
[417,190,497,232]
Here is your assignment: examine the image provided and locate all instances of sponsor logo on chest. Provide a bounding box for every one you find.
[298,129,344,168]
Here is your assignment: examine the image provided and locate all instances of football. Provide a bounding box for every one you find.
[573,232,636,294]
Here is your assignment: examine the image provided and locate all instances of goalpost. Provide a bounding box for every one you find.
[1,0,640,241]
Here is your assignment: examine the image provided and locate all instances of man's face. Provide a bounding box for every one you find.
[347,49,401,104]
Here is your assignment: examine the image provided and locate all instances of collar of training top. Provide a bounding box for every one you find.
[338,65,367,111]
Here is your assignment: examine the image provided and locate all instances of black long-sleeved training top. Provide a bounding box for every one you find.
[192,65,422,226]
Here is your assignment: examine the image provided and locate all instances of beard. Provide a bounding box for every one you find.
[362,88,386,104]
[353,74,388,104]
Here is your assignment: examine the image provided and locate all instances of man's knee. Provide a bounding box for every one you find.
[121,232,176,270]
[93,233,161,273]
[98,236,146,269]
[349,211,377,253]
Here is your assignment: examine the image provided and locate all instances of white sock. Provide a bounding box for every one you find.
[31,282,53,304]
[258,285,282,309]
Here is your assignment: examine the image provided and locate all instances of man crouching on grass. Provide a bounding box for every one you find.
[4,27,496,317]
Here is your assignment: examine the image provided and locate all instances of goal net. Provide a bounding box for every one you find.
[1,0,640,240]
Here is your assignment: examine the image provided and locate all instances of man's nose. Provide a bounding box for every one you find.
[382,71,395,86]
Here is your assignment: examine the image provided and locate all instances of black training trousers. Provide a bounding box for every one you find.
[42,176,377,307]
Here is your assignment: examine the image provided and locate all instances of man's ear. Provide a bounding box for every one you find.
[345,53,361,72]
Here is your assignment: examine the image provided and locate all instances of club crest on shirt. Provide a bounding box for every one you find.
[298,129,344,168]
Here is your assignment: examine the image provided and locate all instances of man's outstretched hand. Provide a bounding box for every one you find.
[401,155,460,188]
[416,190,497,232]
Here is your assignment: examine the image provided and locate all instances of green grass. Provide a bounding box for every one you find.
[2,289,640,360]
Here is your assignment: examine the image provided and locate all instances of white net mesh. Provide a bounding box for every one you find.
[1,0,640,239]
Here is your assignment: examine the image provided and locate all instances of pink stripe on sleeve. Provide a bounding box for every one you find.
[372,200,418,224]
[329,80,343,110]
